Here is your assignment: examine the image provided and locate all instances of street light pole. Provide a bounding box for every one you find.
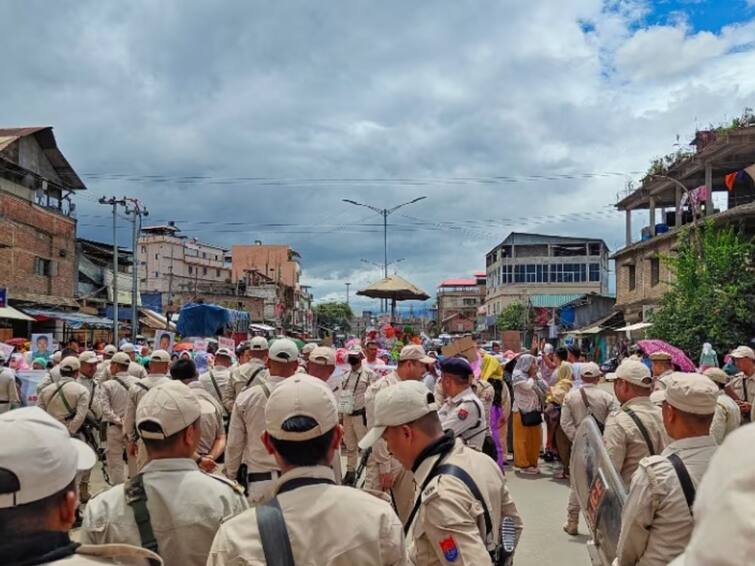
[99,196,128,344]
[345,282,351,306]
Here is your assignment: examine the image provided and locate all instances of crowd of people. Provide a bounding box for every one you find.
[0,333,754,565]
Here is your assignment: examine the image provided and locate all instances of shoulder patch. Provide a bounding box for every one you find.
[457,407,469,420]
[439,536,460,562]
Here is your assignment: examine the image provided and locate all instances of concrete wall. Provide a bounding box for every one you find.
[232,244,300,288]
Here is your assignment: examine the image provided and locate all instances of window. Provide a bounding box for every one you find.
[216,269,221,277]
[514,265,525,283]
[203,267,208,276]
[202,252,207,258]
[500,265,513,284]
[628,265,636,291]
[141,246,146,254]
[462,298,477,306]
[589,263,600,282]
[188,266,193,275]
[650,258,660,287]
[155,253,159,260]
[34,257,52,276]
[588,243,602,256]
[154,271,159,278]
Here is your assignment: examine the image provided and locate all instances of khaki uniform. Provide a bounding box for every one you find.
[471,379,495,424]
[408,438,523,565]
[603,396,667,487]
[36,366,62,392]
[224,374,285,503]
[198,367,231,411]
[339,366,372,472]
[128,361,148,381]
[438,387,487,450]
[710,392,740,444]
[616,435,718,566]
[727,372,755,422]
[222,359,269,413]
[80,458,247,566]
[37,377,90,435]
[6,539,162,566]
[0,367,20,413]
[561,383,620,521]
[364,371,415,522]
[208,465,406,565]
[99,372,139,484]
[94,359,111,382]
[79,376,102,419]
[188,381,225,456]
[652,369,674,392]
[123,374,171,471]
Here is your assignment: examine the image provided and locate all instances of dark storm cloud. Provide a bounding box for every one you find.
[1,0,755,311]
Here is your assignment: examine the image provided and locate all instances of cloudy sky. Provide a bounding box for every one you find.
[2,0,754,313]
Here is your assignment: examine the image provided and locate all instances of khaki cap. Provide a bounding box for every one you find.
[581,362,602,378]
[302,343,317,355]
[120,343,135,353]
[359,380,437,450]
[110,352,131,366]
[136,381,201,440]
[348,345,364,356]
[51,351,62,364]
[730,346,755,360]
[652,372,718,415]
[150,349,171,363]
[703,367,729,385]
[399,344,434,364]
[309,346,336,366]
[265,374,338,441]
[250,336,269,351]
[59,356,80,372]
[78,350,98,364]
[649,351,673,362]
[103,344,117,355]
[607,359,652,388]
[215,348,233,358]
[269,338,299,363]
[0,407,96,508]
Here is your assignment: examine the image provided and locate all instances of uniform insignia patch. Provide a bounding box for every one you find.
[457,407,469,420]
[439,536,459,562]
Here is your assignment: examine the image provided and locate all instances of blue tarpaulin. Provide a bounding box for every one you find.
[176,303,250,337]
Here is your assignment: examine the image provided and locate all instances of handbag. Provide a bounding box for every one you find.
[519,409,543,427]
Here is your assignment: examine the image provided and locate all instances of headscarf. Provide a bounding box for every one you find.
[480,352,503,381]
[194,351,210,373]
[512,353,536,383]
[543,343,554,354]
[702,342,714,356]
[32,357,47,369]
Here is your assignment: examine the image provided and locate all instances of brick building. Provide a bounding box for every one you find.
[0,127,83,311]
[436,273,486,334]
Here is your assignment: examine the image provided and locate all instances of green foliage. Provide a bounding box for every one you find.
[648,222,755,357]
[496,302,529,331]
[313,302,353,332]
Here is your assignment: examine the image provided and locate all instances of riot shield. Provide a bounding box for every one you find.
[570,417,627,566]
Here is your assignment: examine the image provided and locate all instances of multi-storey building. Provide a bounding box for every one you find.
[484,232,609,317]
[437,273,486,334]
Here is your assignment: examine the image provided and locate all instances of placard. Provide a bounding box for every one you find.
[16,370,45,406]
[218,336,235,351]
[441,336,479,363]
[31,333,53,361]
[501,331,522,353]
[193,339,208,353]
[155,330,175,353]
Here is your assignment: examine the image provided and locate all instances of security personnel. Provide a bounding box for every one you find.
[99,352,139,484]
[650,351,675,390]
[208,374,406,565]
[436,357,487,450]
[297,342,317,373]
[37,356,90,436]
[604,360,667,487]
[337,346,374,483]
[77,350,104,504]
[198,347,233,410]
[703,367,741,443]
[222,337,269,412]
[119,343,149,380]
[95,344,117,382]
[224,338,299,504]
[560,362,619,535]
[726,345,755,422]
[361,379,523,565]
[0,351,20,414]
[0,407,162,565]
[363,344,431,522]
[471,375,495,426]
[616,373,719,566]
[80,381,247,566]
[123,350,172,471]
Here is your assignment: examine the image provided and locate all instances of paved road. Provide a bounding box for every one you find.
[507,459,592,566]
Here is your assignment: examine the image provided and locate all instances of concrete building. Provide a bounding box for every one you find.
[0,127,83,312]
[437,273,486,334]
[613,126,755,323]
[485,232,609,317]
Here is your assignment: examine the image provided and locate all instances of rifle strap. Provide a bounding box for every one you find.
[125,474,160,562]
[208,371,229,416]
[245,366,265,388]
[579,388,592,415]
[51,382,76,420]
[256,497,295,566]
[623,407,656,456]
[667,453,696,515]
[114,377,130,392]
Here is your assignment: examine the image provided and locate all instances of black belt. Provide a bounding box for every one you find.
[278,477,334,495]
[350,408,366,417]
[248,471,276,482]
[0,399,8,403]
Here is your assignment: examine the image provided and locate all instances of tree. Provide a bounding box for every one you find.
[648,222,755,358]
[496,301,529,331]
[313,302,354,334]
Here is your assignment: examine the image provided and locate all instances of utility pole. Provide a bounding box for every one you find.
[345,282,351,306]
[124,198,149,341]
[98,196,128,344]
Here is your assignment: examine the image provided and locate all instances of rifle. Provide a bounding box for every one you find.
[80,417,111,485]
[350,447,372,488]
[236,463,249,495]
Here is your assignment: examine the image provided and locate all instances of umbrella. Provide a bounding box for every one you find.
[173,342,194,352]
[636,339,696,372]
[356,274,430,321]
[5,338,29,346]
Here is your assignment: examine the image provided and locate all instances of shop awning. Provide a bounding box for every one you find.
[615,322,653,332]
[250,323,276,332]
[0,305,35,322]
[22,308,114,329]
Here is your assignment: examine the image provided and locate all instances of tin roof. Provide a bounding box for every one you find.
[529,294,586,308]
[439,278,478,287]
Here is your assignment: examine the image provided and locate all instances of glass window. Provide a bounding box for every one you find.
[188,266,193,275]
[628,265,636,291]
[203,267,208,276]
[589,263,600,282]
[216,269,221,277]
[514,265,525,283]
[650,258,660,287]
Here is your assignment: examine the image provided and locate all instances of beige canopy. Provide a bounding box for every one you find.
[357,274,429,320]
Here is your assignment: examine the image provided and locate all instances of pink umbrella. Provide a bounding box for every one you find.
[636,339,696,372]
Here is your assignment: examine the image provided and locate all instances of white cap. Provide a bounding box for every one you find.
[0,407,95,508]
[309,346,336,366]
[359,380,437,450]
[302,343,317,355]
[59,356,80,373]
[703,367,729,385]
[215,348,233,358]
[265,374,338,441]
[250,336,269,351]
[103,344,117,355]
[136,382,201,440]
[110,352,132,367]
[150,349,171,363]
[51,351,62,364]
[581,362,602,379]
[606,359,653,388]
[730,346,755,360]
[120,343,135,353]
[269,338,300,363]
[347,345,364,356]
[399,345,434,364]
[651,372,719,415]
[78,351,98,364]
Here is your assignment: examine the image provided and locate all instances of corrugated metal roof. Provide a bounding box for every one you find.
[439,278,478,287]
[529,294,585,308]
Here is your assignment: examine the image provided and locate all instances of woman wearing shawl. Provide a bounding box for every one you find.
[512,353,548,474]
[699,342,719,371]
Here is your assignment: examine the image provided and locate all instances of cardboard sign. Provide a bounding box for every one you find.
[16,370,45,406]
[193,339,208,353]
[218,337,235,351]
[501,331,521,353]
[441,337,479,363]
[0,343,15,360]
